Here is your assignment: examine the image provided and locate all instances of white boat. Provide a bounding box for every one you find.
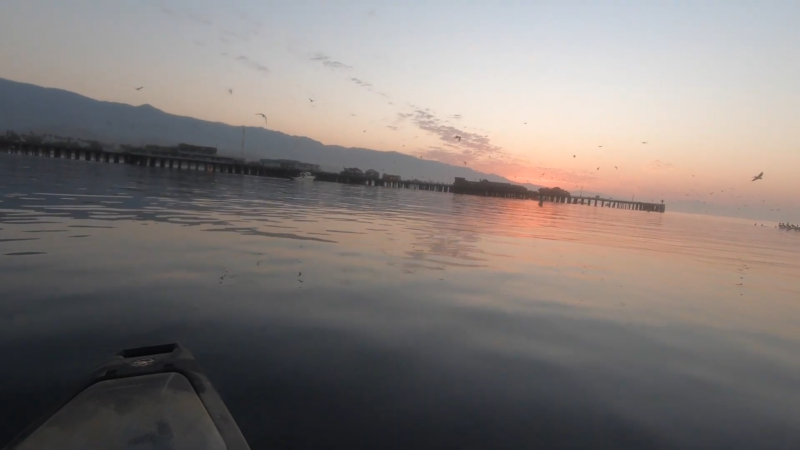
[293,172,315,181]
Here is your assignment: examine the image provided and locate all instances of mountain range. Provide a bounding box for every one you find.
[0,77,544,189]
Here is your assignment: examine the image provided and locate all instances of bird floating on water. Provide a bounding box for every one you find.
[751,172,763,181]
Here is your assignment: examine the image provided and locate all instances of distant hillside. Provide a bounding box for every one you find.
[0,77,541,188]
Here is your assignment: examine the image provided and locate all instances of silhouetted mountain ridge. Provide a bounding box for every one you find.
[0,77,540,188]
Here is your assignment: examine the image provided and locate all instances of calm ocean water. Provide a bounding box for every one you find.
[1,154,799,449]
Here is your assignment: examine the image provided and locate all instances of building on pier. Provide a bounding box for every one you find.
[259,159,321,172]
[125,143,243,165]
[341,167,363,176]
[452,177,528,198]
[382,174,402,182]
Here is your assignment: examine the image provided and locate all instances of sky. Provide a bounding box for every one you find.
[1,0,799,221]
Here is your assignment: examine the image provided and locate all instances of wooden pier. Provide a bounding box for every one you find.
[1,143,665,213]
[314,171,451,192]
[534,194,665,213]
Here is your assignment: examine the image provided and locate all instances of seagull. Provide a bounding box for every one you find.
[228,89,233,95]
[454,135,462,142]
[615,166,618,169]
[255,113,267,125]
[598,145,603,148]
[463,161,467,165]
[135,86,144,91]
[751,172,763,181]
[642,142,648,144]
[597,167,600,171]
[309,98,314,102]
[363,130,366,133]
[573,155,576,158]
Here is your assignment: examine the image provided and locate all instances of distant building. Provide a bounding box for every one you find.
[341,167,363,176]
[142,143,218,156]
[127,143,242,164]
[382,173,401,182]
[365,169,380,179]
[177,143,217,156]
[259,159,320,172]
[452,177,528,197]
[537,187,572,197]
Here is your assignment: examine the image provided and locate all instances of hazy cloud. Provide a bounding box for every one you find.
[409,108,504,160]
[367,9,377,17]
[647,159,674,171]
[185,11,212,26]
[350,78,372,88]
[233,55,270,76]
[220,29,249,42]
[310,53,353,70]
[387,125,398,131]
[448,114,463,120]
[160,6,212,26]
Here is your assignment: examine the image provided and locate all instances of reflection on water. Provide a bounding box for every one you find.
[1,154,800,449]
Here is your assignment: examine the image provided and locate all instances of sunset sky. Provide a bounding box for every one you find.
[1,0,799,218]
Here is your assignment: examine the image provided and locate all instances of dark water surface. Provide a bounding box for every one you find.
[2,154,799,449]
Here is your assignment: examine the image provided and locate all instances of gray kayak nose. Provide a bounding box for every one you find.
[4,344,250,450]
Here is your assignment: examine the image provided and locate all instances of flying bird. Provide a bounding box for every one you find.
[573,155,576,158]
[255,113,267,125]
[454,135,462,142]
[615,166,618,169]
[598,145,603,148]
[228,89,233,95]
[309,98,314,102]
[464,161,467,165]
[363,130,366,133]
[597,167,600,170]
[751,172,763,181]
[642,142,648,144]
[135,86,144,91]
